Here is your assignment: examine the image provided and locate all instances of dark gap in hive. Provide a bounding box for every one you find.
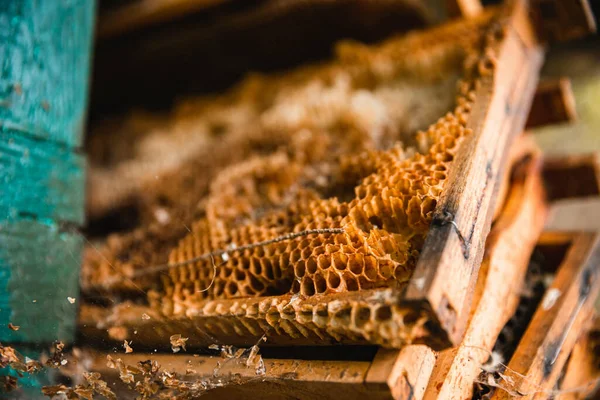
[259,345,379,361]
[543,164,600,201]
[85,202,141,238]
[476,242,572,399]
[90,0,428,119]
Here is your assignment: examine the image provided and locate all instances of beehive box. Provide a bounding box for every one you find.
[1,1,598,399]
[73,133,600,400]
[79,0,550,351]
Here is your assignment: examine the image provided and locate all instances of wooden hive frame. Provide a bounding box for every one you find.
[74,130,600,400]
[74,131,547,400]
[79,0,551,351]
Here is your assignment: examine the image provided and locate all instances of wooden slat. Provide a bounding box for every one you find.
[0,0,93,348]
[0,0,95,148]
[557,316,600,400]
[531,0,596,43]
[492,134,540,221]
[538,151,600,243]
[0,129,86,225]
[98,0,228,39]
[84,349,390,400]
[365,346,436,400]
[0,220,82,343]
[445,0,482,18]
[526,78,577,129]
[424,152,547,400]
[406,0,544,344]
[544,198,600,234]
[490,234,600,400]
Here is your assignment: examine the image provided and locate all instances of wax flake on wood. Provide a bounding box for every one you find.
[123,340,133,354]
[170,334,188,353]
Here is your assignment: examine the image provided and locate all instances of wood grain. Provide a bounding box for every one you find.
[424,152,547,400]
[406,0,544,344]
[84,349,390,400]
[558,316,600,400]
[491,234,600,400]
[0,0,94,345]
[366,346,436,400]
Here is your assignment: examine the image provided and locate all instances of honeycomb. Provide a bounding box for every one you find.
[83,7,508,346]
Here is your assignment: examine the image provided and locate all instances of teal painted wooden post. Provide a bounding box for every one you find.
[0,0,95,364]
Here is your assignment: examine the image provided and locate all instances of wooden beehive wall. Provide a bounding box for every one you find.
[0,1,95,344]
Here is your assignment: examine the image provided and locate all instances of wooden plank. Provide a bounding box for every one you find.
[538,152,600,243]
[531,0,596,43]
[0,129,86,225]
[424,152,547,400]
[83,349,389,400]
[490,234,600,400]
[0,0,95,148]
[557,316,600,400]
[79,345,435,399]
[365,346,436,400]
[544,198,600,234]
[98,0,228,39]
[0,220,82,343]
[445,0,482,18]
[526,78,577,129]
[0,0,94,349]
[406,0,544,344]
[492,134,540,221]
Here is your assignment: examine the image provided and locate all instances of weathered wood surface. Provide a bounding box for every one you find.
[526,78,577,129]
[81,345,435,400]
[85,349,390,400]
[490,234,600,400]
[0,0,94,345]
[0,0,95,148]
[406,0,544,344]
[423,152,547,400]
[365,346,436,400]
[557,316,600,400]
